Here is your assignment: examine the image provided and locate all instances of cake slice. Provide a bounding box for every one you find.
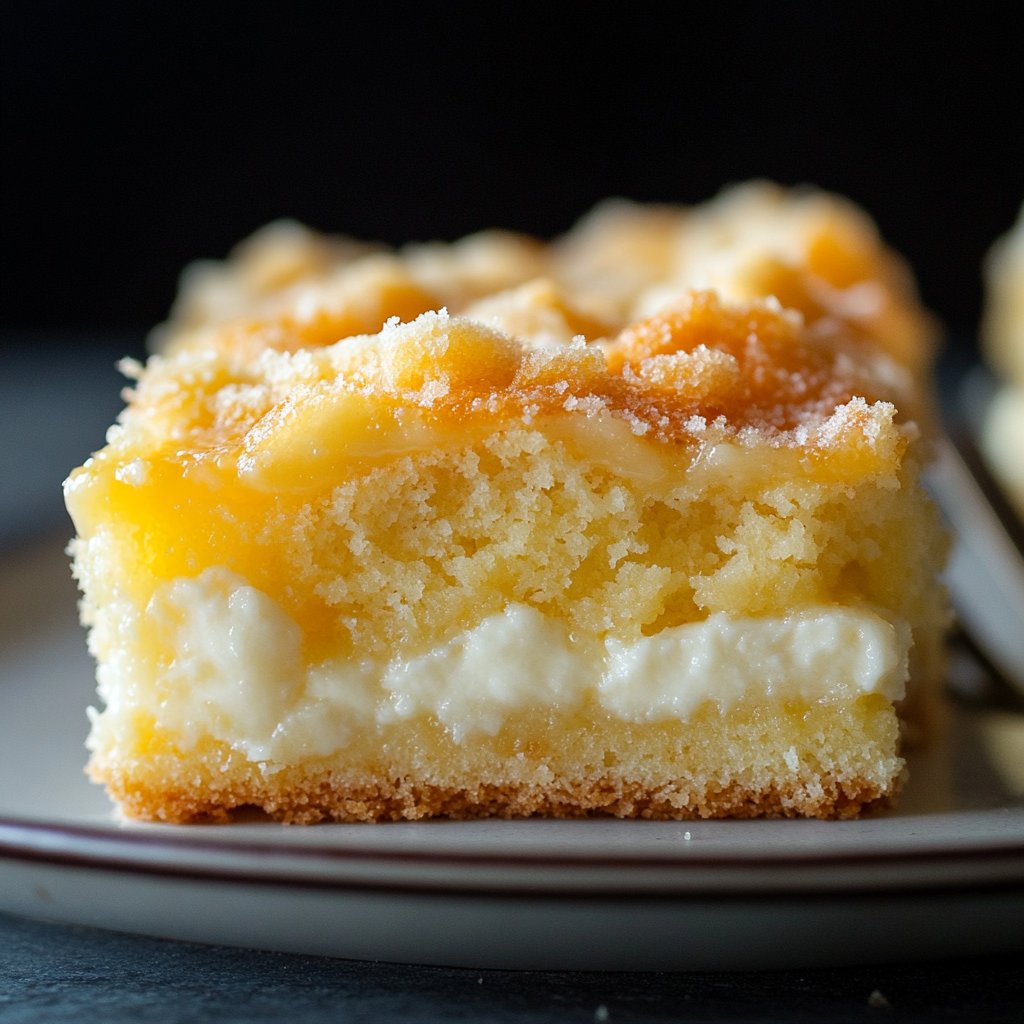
[65,187,948,822]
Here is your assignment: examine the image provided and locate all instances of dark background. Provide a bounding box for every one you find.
[2,3,1022,357]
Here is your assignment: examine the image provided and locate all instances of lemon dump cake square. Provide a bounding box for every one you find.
[65,183,948,822]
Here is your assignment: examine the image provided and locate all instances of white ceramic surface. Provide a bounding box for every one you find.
[1,538,1022,970]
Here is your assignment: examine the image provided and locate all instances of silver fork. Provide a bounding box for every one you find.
[926,434,1024,695]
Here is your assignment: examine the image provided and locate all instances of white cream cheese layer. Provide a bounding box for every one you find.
[87,568,910,763]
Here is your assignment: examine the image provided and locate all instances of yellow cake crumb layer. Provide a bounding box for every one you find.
[67,311,944,666]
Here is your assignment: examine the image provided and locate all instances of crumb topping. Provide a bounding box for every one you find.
[110,180,934,472]
[115,290,907,473]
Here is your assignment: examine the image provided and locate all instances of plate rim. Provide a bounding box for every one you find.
[3,813,1023,899]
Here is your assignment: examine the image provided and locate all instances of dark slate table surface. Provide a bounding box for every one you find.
[2,335,1022,1023]
[3,912,1023,1024]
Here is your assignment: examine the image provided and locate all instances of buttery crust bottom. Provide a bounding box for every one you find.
[92,762,898,824]
[88,696,904,823]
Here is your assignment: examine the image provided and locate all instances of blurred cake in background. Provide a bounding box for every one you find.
[980,204,1024,517]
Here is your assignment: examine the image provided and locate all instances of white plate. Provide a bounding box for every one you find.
[1,538,1022,970]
